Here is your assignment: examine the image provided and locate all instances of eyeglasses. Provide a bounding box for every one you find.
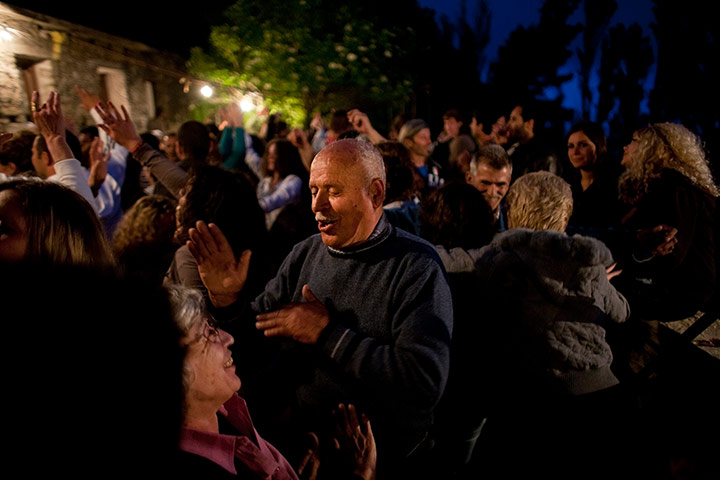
[185,317,221,347]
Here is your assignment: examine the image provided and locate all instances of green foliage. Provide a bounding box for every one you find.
[189,0,416,125]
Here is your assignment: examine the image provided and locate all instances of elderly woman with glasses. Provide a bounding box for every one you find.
[167,285,299,479]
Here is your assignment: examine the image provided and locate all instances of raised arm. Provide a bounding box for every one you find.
[97,101,188,197]
[32,91,98,212]
[187,221,253,307]
[348,109,388,144]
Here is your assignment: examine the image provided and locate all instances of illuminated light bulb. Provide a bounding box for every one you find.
[239,97,254,112]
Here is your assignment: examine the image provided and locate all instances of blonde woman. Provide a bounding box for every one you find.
[618,122,718,320]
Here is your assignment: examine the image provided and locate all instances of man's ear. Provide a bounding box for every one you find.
[42,150,53,166]
[465,171,473,184]
[526,118,535,133]
[369,178,385,208]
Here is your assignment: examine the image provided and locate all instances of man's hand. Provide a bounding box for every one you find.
[74,85,101,112]
[32,91,65,139]
[287,127,309,148]
[347,109,387,144]
[187,221,252,308]
[310,112,325,131]
[96,101,142,152]
[88,137,109,194]
[227,103,244,128]
[31,91,75,161]
[255,285,330,344]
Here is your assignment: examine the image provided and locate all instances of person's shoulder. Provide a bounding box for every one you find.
[393,227,444,263]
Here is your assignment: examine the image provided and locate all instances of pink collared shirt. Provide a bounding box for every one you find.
[180,394,298,479]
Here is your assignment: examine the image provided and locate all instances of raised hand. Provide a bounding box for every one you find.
[32,91,65,139]
[296,432,321,480]
[227,103,244,128]
[74,85,101,112]
[96,101,142,152]
[88,137,109,194]
[255,285,330,344]
[310,112,325,131]
[31,91,74,162]
[187,221,252,307]
[347,109,387,144]
[333,404,377,480]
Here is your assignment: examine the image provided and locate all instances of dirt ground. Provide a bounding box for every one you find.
[664,311,720,359]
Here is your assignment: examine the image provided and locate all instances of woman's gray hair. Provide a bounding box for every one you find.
[165,284,207,399]
[165,284,206,336]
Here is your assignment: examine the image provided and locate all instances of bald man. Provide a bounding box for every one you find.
[190,139,453,475]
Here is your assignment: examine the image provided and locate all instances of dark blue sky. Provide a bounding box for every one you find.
[417,0,654,63]
[417,0,655,115]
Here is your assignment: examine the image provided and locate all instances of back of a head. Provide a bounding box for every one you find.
[443,108,463,123]
[420,181,495,249]
[2,263,184,475]
[178,166,267,257]
[0,178,114,267]
[505,171,572,232]
[397,119,429,144]
[376,141,415,203]
[330,109,351,135]
[178,121,210,164]
[0,130,35,174]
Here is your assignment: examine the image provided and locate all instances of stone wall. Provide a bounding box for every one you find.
[0,2,192,135]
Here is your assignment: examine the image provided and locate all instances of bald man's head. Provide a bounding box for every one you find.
[309,139,386,249]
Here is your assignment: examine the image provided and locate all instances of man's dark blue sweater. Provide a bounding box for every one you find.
[252,215,453,464]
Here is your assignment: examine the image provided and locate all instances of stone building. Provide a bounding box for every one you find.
[0,2,196,136]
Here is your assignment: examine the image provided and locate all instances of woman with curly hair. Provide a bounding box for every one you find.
[616,122,718,320]
[112,195,178,285]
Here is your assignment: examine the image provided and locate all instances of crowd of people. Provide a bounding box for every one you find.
[1,86,718,479]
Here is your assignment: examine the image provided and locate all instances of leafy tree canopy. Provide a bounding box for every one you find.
[190,0,425,125]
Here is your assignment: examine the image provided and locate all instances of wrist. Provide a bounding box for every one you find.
[128,139,144,155]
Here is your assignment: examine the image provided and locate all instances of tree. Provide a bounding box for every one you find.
[596,23,654,154]
[577,0,617,119]
[649,0,720,167]
[189,0,421,125]
[489,0,582,141]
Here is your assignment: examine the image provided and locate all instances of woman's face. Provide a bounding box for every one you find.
[567,131,597,170]
[183,317,241,407]
[0,190,28,263]
[622,132,641,168]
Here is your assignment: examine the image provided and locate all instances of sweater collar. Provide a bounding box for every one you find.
[326,213,391,255]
